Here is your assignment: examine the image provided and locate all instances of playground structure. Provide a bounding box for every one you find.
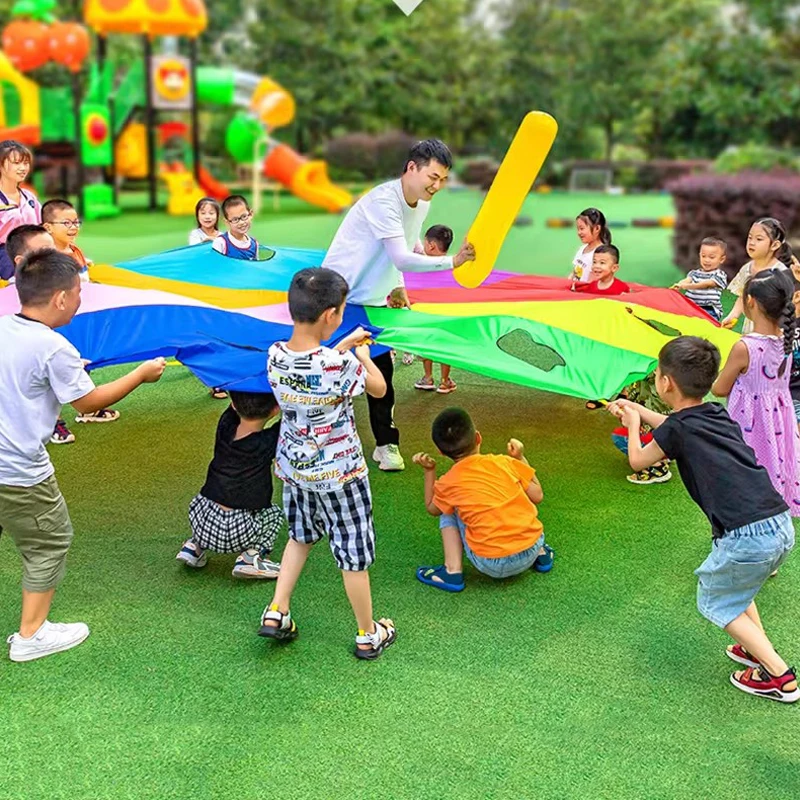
[0,0,351,218]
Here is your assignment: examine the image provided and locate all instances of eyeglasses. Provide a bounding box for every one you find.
[51,220,82,228]
[226,212,251,224]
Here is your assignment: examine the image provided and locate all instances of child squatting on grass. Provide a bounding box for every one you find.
[608,336,797,703]
[413,407,553,592]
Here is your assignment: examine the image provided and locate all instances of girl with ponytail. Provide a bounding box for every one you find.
[570,207,612,282]
[712,269,800,514]
[722,218,794,332]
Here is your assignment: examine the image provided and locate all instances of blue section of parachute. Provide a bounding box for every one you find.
[116,242,327,291]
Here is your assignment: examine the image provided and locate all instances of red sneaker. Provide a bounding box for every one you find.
[726,643,760,669]
[730,666,799,703]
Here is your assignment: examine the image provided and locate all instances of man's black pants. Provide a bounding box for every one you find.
[367,351,399,446]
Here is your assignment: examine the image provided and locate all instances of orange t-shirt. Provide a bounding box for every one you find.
[433,454,543,559]
[67,243,88,268]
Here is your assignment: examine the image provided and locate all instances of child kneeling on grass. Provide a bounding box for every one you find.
[413,407,553,592]
[176,391,283,579]
[608,336,797,703]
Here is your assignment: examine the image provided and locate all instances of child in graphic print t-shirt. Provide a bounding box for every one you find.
[261,267,397,661]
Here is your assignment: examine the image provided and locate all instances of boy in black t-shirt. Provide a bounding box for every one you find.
[608,336,797,704]
[790,287,800,429]
[177,391,283,579]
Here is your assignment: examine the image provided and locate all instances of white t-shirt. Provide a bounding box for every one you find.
[268,341,368,493]
[571,245,597,283]
[0,315,95,486]
[189,228,215,245]
[321,179,454,306]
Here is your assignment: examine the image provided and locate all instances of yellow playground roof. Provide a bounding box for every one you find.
[83,0,208,38]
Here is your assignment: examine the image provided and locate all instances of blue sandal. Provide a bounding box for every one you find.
[416,565,465,592]
[533,545,555,573]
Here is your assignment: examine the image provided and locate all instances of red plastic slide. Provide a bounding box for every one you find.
[197,165,229,201]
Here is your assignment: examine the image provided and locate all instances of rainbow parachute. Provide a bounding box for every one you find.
[0,242,737,397]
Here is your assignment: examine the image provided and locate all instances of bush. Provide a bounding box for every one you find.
[634,160,710,192]
[458,157,499,190]
[713,143,799,175]
[669,173,800,277]
[374,131,417,179]
[325,133,378,181]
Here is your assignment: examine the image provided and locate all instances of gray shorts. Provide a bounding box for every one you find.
[695,511,794,628]
[0,474,74,592]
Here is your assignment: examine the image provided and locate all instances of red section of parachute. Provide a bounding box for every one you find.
[405,275,719,324]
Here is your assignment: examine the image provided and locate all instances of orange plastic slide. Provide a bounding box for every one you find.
[263,143,352,213]
[197,166,229,201]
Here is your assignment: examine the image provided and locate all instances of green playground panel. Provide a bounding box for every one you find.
[80,103,113,167]
[40,87,75,141]
[1,82,21,127]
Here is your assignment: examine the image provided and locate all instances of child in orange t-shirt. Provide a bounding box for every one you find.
[412,407,553,591]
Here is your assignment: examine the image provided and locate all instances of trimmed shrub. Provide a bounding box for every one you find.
[669,172,800,277]
[375,130,417,178]
[713,143,799,175]
[325,133,378,181]
[459,157,499,190]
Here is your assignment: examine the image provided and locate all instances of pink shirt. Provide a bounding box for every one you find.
[0,187,42,244]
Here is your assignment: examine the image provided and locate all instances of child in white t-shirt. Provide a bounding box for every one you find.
[188,197,220,245]
[0,248,165,663]
[261,267,397,660]
[570,207,612,283]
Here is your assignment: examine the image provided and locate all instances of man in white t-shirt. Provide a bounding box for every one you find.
[322,139,475,472]
[0,249,166,663]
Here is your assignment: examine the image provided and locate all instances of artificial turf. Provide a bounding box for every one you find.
[1,191,798,799]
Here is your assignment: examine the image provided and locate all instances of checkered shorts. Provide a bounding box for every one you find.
[188,494,283,555]
[282,477,375,571]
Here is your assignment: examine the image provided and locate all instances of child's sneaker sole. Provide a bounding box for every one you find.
[626,470,672,485]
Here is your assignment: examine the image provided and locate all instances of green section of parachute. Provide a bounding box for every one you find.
[366,307,656,400]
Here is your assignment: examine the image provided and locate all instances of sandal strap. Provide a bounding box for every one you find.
[263,604,291,628]
[356,619,394,647]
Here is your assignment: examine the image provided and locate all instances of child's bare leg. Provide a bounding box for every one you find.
[268,539,312,613]
[342,570,374,634]
[744,600,764,632]
[441,364,451,382]
[20,588,55,637]
[441,522,463,574]
[725,606,788,676]
[422,359,434,381]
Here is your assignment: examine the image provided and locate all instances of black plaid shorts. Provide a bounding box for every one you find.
[282,477,375,571]
[189,494,283,555]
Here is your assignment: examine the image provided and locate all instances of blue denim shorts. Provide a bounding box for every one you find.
[695,511,795,628]
[793,399,800,425]
[440,513,545,579]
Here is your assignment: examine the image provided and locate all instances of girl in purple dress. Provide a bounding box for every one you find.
[713,268,800,515]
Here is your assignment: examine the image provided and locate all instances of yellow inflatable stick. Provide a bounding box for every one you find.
[454,112,558,289]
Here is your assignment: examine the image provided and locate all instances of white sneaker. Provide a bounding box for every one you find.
[232,554,281,579]
[372,445,405,472]
[8,620,90,662]
[176,540,208,568]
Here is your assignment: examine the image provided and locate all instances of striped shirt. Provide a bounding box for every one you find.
[684,268,728,316]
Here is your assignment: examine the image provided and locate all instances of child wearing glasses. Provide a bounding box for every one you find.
[212,195,260,260]
[41,199,119,434]
[42,200,90,282]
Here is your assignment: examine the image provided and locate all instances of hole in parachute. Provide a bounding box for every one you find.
[497,329,566,372]
[625,307,682,338]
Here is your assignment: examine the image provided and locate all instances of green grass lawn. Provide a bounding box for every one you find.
[2,191,798,800]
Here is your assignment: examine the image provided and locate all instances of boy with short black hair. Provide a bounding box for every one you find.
[609,336,797,703]
[5,224,53,272]
[261,267,397,659]
[212,195,259,260]
[41,198,120,430]
[0,249,165,662]
[42,199,90,280]
[673,237,729,321]
[412,407,553,592]
[573,244,630,295]
[177,390,283,579]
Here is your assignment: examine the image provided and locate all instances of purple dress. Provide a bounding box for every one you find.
[728,334,800,516]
